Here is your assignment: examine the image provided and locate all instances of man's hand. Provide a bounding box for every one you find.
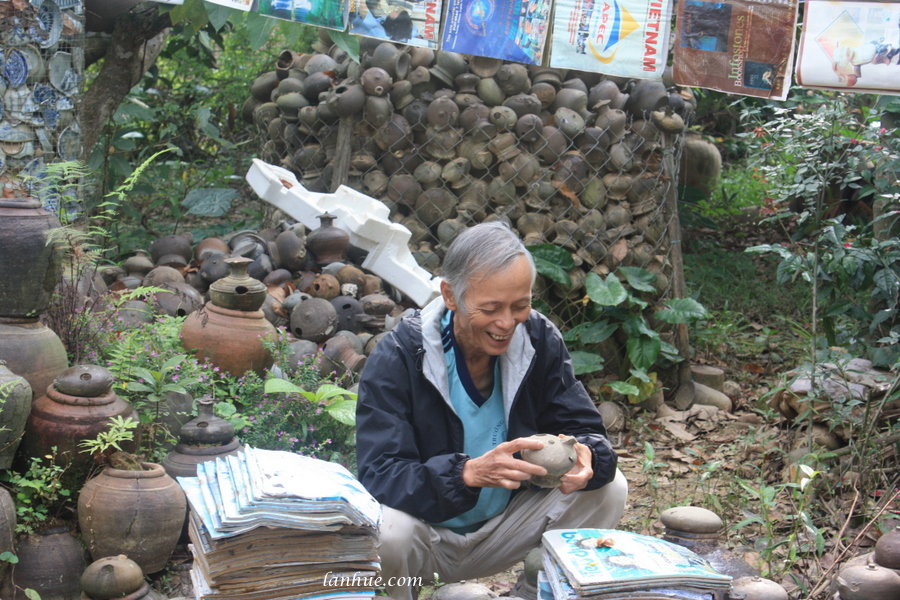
[462,438,547,490]
[558,442,593,494]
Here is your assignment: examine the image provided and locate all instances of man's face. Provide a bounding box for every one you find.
[442,255,533,360]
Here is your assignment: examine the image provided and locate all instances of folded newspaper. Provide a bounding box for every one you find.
[541,530,731,597]
[177,447,383,600]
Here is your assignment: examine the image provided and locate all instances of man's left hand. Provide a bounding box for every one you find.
[558,442,593,494]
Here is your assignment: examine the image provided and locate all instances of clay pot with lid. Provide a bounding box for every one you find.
[662,505,758,579]
[162,397,242,480]
[875,527,900,569]
[209,256,268,311]
[81,554,146,600]
[520,434,577,488]
[0,197,63,318]
[0,361,31,469]
[20,366,140,480]
[149,234,192,267]
[78,462,187,574]
[727,576,788,600]
[291,297,339,343]
[306,213,350,267]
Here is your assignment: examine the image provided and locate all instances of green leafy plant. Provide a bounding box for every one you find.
[78,416,140,469]
[0,449,73,534]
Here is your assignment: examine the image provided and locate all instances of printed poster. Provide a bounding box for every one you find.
[257,0,349,30]
[441,0,552,65]
[672,0,799,101]
[348,0,443,48]
[549,0,673,79]
[797,1,900,95]
[206,0,252,9]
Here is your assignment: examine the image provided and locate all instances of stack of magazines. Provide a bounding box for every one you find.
[178,447,382,600]
[540,530,732,600]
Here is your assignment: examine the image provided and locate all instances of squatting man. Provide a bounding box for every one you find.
[355,222,629,600]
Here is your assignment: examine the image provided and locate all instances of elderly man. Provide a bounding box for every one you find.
[356,222,628,600]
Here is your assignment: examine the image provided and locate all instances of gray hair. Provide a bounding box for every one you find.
[441,221,536,313]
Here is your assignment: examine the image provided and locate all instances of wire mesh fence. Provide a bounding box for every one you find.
[250,39,690,383]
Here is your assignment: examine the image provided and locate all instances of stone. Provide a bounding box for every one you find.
[691,365,725,392]
[660,506,723,534]
[431,582,494,600]
[692,382,732,412]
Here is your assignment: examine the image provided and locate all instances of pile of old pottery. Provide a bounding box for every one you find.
[99,212,405,382]
[831,526,900,600]
[242,35,722,311]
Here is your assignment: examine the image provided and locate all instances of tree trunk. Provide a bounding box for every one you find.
[80,4,171,161]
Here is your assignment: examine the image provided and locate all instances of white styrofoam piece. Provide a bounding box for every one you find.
[246,159,441,308]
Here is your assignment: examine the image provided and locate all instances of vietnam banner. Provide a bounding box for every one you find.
[672,0,799,100]
[548,0,673,78]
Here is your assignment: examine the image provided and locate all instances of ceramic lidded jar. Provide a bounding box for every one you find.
[162,397,242,479]
[0,317,68,400]
[81,555,146,600]
[20,365,140,478]
[181,303,276,377]
[306,213,350,267]
[520,434,577,488]
[0,197,63,318]
[209,256,268,312]
[0,361,32,469]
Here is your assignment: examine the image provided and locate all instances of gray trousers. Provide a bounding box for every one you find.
[377,469,628,600]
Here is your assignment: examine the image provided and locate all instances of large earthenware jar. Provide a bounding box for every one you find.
[0,317,68,400]
[0,488,14,581]
[0,198,63,318]
[180,303,276,376]
[20,366,139,479]
[306,213,350,267]
[78,463,186,574]
[0,361,32,469]
[208,256,267,312]
[3,525,89,600]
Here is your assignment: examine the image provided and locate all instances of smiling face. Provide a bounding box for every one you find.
[441,254,533,362]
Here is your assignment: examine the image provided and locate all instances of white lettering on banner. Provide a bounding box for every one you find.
[322,572,425,588]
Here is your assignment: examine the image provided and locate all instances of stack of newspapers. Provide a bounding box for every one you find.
[540,530,732,600]
[177,447,382,600]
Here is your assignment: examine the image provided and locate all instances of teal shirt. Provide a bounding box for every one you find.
[432,310,511,534]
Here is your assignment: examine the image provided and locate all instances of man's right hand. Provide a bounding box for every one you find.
[461,438,548,489]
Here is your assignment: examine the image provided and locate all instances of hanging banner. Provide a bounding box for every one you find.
[206,0,252,9]
[257,0,348,30]
[672,0,799,101]
[348,0,443,47]
[548,0,673,79]
[797,1,900,95]
[440,0,552,65]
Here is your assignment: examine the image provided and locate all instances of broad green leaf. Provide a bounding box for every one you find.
[585,273,628,306]
[182,188,239,217]
[246,12,276,49]
[204,1,233,31]
[607,380,639,396]
[126,382,155,394]
[329,30,360,64]
[171,0,210,34]
[316,384,356,402]
[627,335,661,370]
[656,298,708,324]
[326,399,358,426]
[0,551,17,563]
[569,350,604,375]
[579,321,618,344]
[25,589,41,600]
[109,155,134,178]
[618,266,657,293]
[621,315,657,339]
[131,367,161,384]
[264,378,306,395]
[533,257,571,286]
[215,402,237,417]
[162,354,187,372]
[528,244,574,270]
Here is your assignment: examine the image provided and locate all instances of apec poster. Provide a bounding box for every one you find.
[348,0,443,48]
[796,1,900,95]
[549,0,673,79]
[441,0,552,65]
[257,0,349,30]
[672,0,799,101]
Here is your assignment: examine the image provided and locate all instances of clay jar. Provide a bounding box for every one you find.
[20,366,139,478]
[3,525,88,600]
[0,361,32,469]
[0,197,63,318]
[181,303,276,376]
[78,463,187,574]
[162,398,242,480]
[306,213,350,267]
[520,434,577,488]
[209,256,268,312]
[81,555,146,600]
[0,319,68,399]
[290,297,338,343]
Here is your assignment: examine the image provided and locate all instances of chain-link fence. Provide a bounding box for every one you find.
[247,38,691,386]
